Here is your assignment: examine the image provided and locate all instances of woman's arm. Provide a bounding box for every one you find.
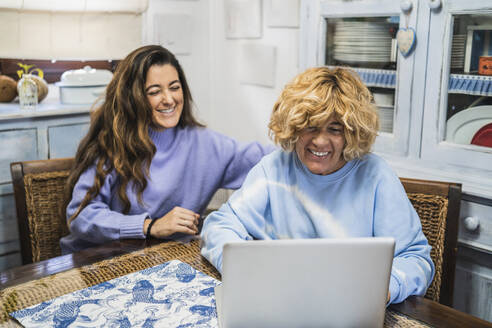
[69,167,201,244]
[200,161,272,272]
[373,171,435,304]
[66,166,150,244]
[144,207,200,238]
[206,130,275,190]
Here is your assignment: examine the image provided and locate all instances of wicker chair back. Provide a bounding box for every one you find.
[10,158,74,264]
[400,177,461,307]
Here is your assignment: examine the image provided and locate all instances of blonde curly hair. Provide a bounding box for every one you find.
[268,67,379,161]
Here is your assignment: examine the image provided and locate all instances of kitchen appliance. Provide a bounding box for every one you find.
[56,66,113,105]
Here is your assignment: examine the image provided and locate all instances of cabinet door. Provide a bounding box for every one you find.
[300,0,420,156]
[0,129,39,184]
[422,1,492,175]
[48,123,89,158]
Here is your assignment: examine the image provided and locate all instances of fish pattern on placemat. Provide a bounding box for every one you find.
[10,260,219,328]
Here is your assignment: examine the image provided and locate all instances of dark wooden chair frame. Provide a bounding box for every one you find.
[400,177,462,307]
[10,158,74,264]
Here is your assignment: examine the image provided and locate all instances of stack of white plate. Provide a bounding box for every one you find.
[378,105,394,133]
[333,21,393,64]
[373,92,394,107]
[373,92,394,133]
[451,34,466,69]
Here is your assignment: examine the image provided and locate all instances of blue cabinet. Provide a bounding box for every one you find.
[0,101,90,270]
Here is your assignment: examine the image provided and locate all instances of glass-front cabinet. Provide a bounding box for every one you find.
[325,16,399,134]
[300,0,492,194]
[300,0,492,323]
[301,0,416,156]
[422,2,492,174]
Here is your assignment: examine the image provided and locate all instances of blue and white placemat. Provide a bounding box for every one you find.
[10,260,219,328]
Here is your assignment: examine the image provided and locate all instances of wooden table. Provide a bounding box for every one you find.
[1,238,491,328]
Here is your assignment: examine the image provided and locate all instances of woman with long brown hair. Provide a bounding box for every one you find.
[60,45,273,253]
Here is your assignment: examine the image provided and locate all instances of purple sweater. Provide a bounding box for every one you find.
[60,126,274,254]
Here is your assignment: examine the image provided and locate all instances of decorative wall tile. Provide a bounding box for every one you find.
[225,0,262,39]
[239,43,276,87]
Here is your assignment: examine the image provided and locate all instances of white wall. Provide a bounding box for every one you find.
[208,0,300,144]
[144,0,301,145]
[143,0,213,122]
[0,2,145,60]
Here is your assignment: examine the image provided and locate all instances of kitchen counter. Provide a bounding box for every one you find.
[0,98,94,121]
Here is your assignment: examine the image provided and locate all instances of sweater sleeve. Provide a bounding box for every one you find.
[66,166,149,244]
[210,131,275,190]
[373,170,435,304]
[200,161,271,272]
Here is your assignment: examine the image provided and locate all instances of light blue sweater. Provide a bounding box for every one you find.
[200,150,435,304]
[60,126,274,254]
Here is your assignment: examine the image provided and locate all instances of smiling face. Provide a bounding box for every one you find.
[295,117,347,175]
[145,64,184,130]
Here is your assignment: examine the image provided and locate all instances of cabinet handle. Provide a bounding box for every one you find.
[464,216,480,232]
[400,0,413,14]
[428,0,441,11]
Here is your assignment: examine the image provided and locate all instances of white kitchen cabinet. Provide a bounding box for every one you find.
[302,0,418,156]
[422,1,492,178]
[301,0,492,196]
[0,101,90,271]
[300,0,492,322]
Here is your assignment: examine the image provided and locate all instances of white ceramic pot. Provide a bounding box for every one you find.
[58,85,108,104]
[56,66,113,105]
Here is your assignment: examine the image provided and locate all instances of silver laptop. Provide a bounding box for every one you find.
[215,237,395,328]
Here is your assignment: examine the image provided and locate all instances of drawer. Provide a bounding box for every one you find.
[453,245,492,322]
[458,198,492,253]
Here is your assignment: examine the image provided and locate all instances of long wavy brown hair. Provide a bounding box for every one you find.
[63,45,203,227]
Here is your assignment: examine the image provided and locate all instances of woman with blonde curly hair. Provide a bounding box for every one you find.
[60,45,273,254]
[201,67,434,305]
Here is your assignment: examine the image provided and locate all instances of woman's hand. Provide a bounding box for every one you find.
[144,207,200,238]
